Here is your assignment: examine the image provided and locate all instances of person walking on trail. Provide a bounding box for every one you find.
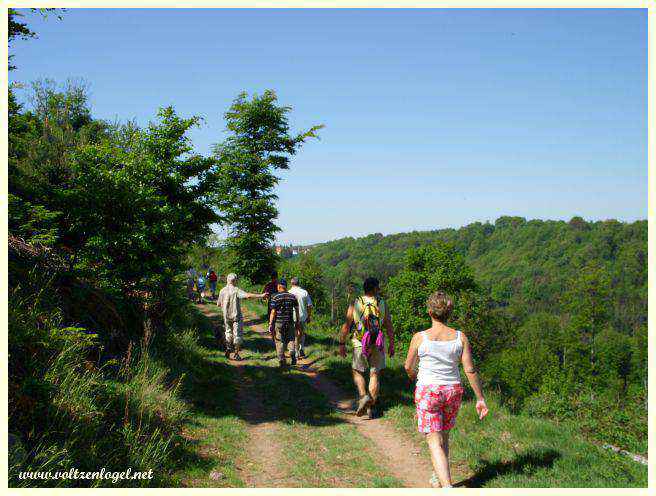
[207,269,218,298]
[338,277,395,420]
[268,278,301,368]
[288,277,313,359]
[404,291,489,488]
[262,270,280,321]
[217,273,266,361]
[197,274,207,302]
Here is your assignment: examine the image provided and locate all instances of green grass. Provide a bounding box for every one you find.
[9,283,194,488]
[163,309,248,487]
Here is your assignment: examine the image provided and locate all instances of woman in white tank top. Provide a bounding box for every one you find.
[404,291,489,488]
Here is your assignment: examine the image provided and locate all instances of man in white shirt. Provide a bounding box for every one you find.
[217,273,265,360]
[288,277,313,359]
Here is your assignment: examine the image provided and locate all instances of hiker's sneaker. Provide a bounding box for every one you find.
[429,472,441,488]
[290,352,297,366]
[367,405,378,420]
[298,349,306,359]
[356,394,372,417]
[233,353,243,361]
[224,348,231,359]
[279,360,287,369]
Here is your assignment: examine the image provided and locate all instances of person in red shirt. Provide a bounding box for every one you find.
[207,269,219,298]
[262,270,279,320]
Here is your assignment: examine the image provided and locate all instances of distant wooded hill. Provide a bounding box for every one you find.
[308,216,647,334]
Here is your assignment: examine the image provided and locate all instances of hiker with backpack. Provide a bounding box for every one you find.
[404,291,489,488]
[338,277,395,419]
[268,278,302,368]
[217,273,266,360]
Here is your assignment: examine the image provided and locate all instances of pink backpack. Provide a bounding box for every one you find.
[357,296,385,357]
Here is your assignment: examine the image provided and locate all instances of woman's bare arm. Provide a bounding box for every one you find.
[404,333,421,381]
[461,333,489,419]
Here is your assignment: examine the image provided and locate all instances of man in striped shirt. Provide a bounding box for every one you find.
[268,278,301,368]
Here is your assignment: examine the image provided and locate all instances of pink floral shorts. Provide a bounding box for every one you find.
[415,384,464,433]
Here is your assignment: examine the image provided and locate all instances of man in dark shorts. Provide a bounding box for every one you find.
[262,270,279,321]
[268,278,301,368]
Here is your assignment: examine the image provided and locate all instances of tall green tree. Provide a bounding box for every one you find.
[11,82,222,336]
[9,10,68,245]
[9,80,103,247]
[66,107,219,333]
[562,263,611,391]
[386,243,498,355]
[279,253,327,312]
[212,90,322,283]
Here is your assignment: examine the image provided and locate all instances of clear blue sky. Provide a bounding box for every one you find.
[10,8,647,245]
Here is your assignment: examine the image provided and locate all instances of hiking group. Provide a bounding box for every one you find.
[186,267,219,303]
[216,270,313,366]
[208,270,489,488]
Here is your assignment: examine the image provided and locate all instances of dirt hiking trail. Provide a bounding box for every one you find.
[193,302,473,488]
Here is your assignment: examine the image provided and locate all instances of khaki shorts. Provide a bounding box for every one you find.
[352,345,385,373]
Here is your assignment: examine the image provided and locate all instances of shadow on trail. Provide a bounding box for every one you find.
[196,331,222,351]
[163,305,347,426]
[241,333,273,355]
[453,448,561,488]
[297,356,325,370]
[177,306,570,489]
[236,363,348,428]
[151,304,349,484]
